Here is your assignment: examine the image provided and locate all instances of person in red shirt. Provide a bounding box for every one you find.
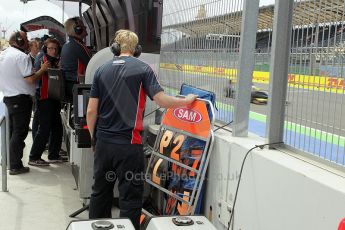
[29,38,64,166]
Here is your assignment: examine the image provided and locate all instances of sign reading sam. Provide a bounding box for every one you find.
[173,108,202,123]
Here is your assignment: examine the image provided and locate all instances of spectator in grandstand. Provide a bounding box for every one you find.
[86,29,197,229]
[61,17,91,102]
[0,31,49,175]
[29,38,65,166]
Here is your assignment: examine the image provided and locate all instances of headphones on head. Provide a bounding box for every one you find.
[15,31,25,47]
[110,42,142,58]
[72,17,84,35]
[42,38,62,55]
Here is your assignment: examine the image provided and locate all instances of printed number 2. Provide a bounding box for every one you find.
[159,130,185,172]
[159,130,185,158]
[171,135,184,172]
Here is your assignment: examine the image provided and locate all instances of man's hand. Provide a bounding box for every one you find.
[25,61,51,84]
[184,94,198,104]
[91,136,96,153]
[153,92,198,108]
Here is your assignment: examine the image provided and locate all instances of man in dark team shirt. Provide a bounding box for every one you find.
[61,17,91,102]
[86,30,197,229]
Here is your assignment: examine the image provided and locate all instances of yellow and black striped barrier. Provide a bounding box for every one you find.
[160,63,345,94]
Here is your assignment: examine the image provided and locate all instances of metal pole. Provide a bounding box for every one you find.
[124,0,135,32]
[5,106,9,170]
[266,0,294,144]
[79,0,82,18]
[154,0,163,38]
[1,111,8,192]
[62,0,65,24]
[232,0,260,137]
[92,0,101,51]
[1,119,7,192]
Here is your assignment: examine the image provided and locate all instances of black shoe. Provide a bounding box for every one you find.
[48,156,68,163]
[9,166,30,175]
[59,150,68,156]
[28,159,50,166]
[60,155,69,161]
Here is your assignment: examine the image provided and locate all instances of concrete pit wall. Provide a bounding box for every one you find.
[204,130,345,230]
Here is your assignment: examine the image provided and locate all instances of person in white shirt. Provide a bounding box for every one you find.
[0,31,49,175]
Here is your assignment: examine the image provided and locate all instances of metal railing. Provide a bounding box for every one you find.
[284,0,345,166]
[159,0,246,127]
[158,0,345,168]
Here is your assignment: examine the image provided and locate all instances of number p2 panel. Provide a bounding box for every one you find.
[144,99,214,217]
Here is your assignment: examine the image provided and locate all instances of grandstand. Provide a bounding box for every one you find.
[162,22,345,53]
[162,0,345,53]
[161,0,345,78]
[163,0,344,35]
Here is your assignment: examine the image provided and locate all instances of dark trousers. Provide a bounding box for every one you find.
[32,96,39,140]
[31,97,53,147]
[29,99,62,160]
[3,95,32,169]
[65,81,77,103]
[89,140,144,230]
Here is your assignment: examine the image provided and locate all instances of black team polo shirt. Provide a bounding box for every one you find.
[90,56,163,145]
[61,37,91,82]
